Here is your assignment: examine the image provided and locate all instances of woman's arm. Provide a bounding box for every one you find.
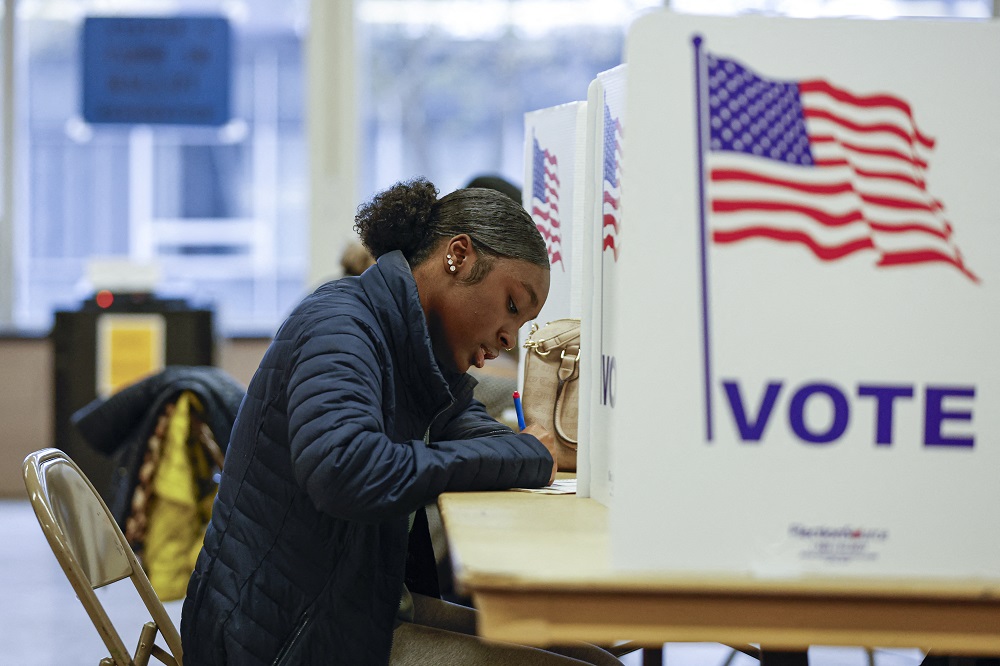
[284,315,551,524]
[432,399,557,485]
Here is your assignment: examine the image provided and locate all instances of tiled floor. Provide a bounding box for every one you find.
[0,499,185,664]
[1,498,926,666]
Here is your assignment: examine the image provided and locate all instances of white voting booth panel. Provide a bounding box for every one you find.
[611,10,1000,578]
[579,65,627,504]
[519,102,588,394]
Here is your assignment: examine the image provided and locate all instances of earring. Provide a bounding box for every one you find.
[504,346,513,352]
[449,265,456,272]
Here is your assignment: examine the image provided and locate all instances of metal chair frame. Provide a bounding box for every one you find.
[23,447,183,666]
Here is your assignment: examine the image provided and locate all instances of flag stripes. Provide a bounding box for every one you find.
[530,137,564,268]
[602,102,623,260]
[705,52,977,282]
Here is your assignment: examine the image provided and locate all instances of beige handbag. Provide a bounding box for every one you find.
[521,318,581,472]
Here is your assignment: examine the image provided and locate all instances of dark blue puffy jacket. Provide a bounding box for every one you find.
[180,251,552,665]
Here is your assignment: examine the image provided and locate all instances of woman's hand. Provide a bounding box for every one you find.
[521,423,558,485]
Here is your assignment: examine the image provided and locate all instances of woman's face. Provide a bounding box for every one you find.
[431,253,550,374]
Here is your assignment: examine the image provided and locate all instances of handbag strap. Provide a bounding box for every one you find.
[552,345,580,447]
[524,320,580,357]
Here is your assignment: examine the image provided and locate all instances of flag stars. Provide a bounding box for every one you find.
[706,55,814,164]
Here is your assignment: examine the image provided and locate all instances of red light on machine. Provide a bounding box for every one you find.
[95,289,114,309]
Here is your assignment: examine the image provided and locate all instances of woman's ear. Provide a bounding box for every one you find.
[445,234,476,276]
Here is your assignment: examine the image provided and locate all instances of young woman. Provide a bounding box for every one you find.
[180,180,621,665]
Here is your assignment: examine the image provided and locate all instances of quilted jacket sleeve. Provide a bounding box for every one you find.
[425,396,553,486]
[285,314,552,524]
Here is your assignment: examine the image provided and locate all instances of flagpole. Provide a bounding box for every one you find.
[693,35,714,442]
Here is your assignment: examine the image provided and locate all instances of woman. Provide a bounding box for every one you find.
[181,180,620,665]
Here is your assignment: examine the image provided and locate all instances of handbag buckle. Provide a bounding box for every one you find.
[523,322,552,355]
[524,337,551,355]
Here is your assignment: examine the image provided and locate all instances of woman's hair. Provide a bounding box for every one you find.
[354,178,549,283]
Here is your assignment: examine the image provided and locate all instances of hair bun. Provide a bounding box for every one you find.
[354,179,439,260]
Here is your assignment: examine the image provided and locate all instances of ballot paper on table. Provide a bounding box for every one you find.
[512,478,577,495]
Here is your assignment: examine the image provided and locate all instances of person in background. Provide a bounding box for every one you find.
[180,178,621,665]
[339,239,376,276]
[465,173,523,204]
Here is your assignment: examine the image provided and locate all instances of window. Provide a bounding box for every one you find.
[14,0,308,335]
[357,0,661,195]
[4,0,991,335]
[670,0,990,18]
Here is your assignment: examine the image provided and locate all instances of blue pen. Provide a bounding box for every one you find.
[512,391,526,431]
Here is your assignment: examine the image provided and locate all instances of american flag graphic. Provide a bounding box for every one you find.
[530,137,563,269]
[603,102,623,261]
[704,52,978,283]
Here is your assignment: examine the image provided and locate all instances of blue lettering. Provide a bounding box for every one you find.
[722,380,782,441]
[788,383,849,444]
[719,379,975,448]
[857,385,914,446]
[924,386,975,448]
[601,354,616,408]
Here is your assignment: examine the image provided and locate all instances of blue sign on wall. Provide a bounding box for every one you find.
[82,16,231,126]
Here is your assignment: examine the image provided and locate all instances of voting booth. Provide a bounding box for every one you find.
[519,102,588,386]
[522,70,627,502]
[607,10,1000,578]
[523,9,1000,580]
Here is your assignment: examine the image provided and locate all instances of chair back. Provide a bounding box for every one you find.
[23,448,183,666]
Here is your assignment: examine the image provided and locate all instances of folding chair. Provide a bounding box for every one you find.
[23,447,183,666]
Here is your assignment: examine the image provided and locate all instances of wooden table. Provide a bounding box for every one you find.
[437,489,1000,657]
